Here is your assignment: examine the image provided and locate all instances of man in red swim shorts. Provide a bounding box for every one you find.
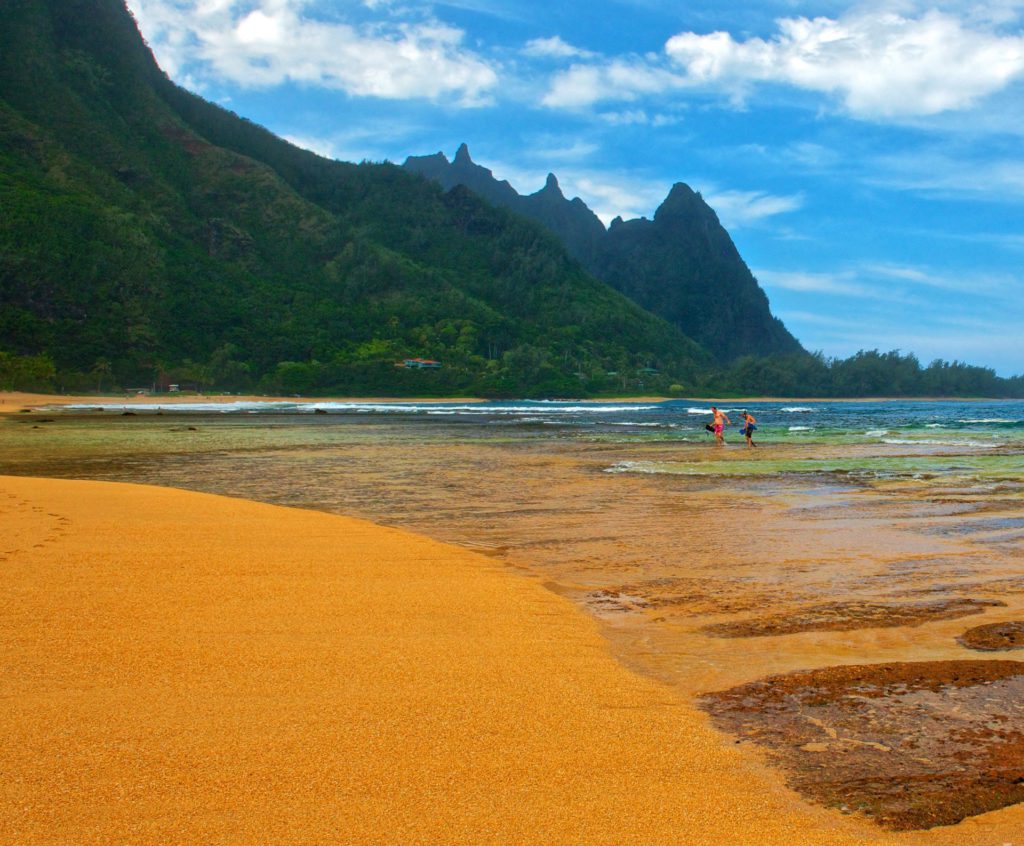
[711,406,730,445]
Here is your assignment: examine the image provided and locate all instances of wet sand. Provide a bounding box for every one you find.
[0,474,901,845]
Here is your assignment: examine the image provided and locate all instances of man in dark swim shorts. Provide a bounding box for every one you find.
[740,411,757,448]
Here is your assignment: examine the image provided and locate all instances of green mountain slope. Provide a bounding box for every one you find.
[0,0,708,396]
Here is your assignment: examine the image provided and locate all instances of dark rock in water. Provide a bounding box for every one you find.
[702,597,1004,637]
[958,620,1024,651]
[120,411,136,416]
[314,408,327,414]
[701,660,1024,830]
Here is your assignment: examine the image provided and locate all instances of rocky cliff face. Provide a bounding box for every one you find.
[404,146,803,361]
[596,183,802,361]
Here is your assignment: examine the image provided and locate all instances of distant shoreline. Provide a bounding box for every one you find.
[1,390,1012,416]
[0,392,486,415]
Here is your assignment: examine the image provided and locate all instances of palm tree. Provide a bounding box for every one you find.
[91,358,112,393]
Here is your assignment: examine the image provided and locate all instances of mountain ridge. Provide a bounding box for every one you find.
[404,146,803,361]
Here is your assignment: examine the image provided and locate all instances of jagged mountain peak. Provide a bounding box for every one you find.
[454,142,472,165]
[403,146,802,362]
[653,183,710,221]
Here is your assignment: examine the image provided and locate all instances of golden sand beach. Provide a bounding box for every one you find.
[2,474,1023,845]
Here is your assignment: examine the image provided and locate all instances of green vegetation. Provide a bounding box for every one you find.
[0,0,1019,399]
[0,0,706,398]
[714,350,1024,398]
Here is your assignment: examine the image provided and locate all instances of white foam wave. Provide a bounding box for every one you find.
[61,401,661,416]
[881,438,996,448]
[61,401,300,413]
[788,426,813,432]
[958,418,1019,424]
[607,421,671,427]
[421,404,657,415]
[865,429,889,437]
[779,406,814,413]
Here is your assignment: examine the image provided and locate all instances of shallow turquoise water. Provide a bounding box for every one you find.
[16,397,1021,494]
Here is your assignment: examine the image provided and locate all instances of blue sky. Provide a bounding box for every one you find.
[126,0,1024,375]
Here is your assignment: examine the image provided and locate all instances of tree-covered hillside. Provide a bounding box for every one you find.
[0,0,708,397]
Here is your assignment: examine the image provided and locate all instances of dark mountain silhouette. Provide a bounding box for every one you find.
[405,144,606,266]
[404,146,803,361]
[596,183,801,361]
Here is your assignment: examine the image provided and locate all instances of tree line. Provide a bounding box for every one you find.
[3,345,1020,399]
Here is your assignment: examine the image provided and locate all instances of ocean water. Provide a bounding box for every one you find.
[26,397,1024,496]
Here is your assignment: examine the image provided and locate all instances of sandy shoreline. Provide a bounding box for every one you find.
[2,474,1023,843]
[0,391,487,415]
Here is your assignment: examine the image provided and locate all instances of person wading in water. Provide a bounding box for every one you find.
[740,411,757,448]
[711,406,730,446]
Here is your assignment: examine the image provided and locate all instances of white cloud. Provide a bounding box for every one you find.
[756,269,882,298]
[126,0,499,105]
[541,60,686,108]
[571,173,667,223]
[522,36,595,59]
[281,133,338,159]
[702,188,804,226]
[664,9,1024,118]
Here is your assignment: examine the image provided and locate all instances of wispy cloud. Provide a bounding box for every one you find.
[522,36,596,60]
[528,138,600,161]
[541,60,686,108]
[702,189,804,226]
[756,269,883,298]
[862,262,1011,295]
[867,148,1024,198]
[759,261,1018,302]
